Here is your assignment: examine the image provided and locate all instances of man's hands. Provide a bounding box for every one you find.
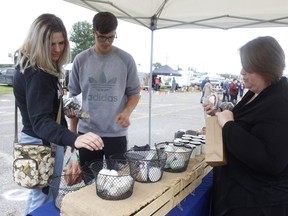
[115,111,130,128]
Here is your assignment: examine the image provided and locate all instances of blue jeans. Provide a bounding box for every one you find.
[20,132,64,215]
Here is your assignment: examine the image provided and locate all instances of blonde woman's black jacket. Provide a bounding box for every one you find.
[13,66,78,147]
[213,76,288,216]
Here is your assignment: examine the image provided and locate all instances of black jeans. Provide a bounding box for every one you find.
[77,134,127,167]
[230,95,237,104]
[77,133,127,183]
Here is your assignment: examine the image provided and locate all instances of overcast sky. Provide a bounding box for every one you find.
[1,0,288,75]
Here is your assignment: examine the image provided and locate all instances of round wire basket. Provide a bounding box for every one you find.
[89,159,138,200]
[49,174,86,209]
[155,142,194,173]
[81,162,96,185]
[81,153,127,185]
[124,149,167,183]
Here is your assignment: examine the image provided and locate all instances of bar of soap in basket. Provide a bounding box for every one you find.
[148,167,162,182]
[170,159,185,169]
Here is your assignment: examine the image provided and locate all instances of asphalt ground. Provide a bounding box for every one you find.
[0,89,206,216]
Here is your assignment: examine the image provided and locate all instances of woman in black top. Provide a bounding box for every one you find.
[204,36,288,216]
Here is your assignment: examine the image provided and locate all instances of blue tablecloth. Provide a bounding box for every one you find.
[167,171,213,216]
[29,171,213,216]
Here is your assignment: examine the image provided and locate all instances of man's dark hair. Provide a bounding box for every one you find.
[93,12,118,34]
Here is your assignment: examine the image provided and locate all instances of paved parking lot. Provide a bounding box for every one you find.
[0,90,205,216]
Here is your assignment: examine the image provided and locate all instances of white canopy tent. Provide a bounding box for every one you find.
[63,0,288,30]
[63,0,288,145]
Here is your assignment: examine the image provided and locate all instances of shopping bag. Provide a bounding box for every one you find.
[205,116,227,167]
[62,146,83,186]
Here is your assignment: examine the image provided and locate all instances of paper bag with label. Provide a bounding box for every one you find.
[205,116,227,166]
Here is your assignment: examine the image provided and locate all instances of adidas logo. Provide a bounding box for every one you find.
[89,72,116,92]
[88,72,118,102]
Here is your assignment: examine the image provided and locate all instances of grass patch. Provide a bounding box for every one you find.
[0,84,13,95]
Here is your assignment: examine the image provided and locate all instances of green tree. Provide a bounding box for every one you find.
[153,62,162,69]
[69,21,95,61]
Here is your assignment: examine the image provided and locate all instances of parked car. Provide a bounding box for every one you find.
[191,78,202,87]
[0,67,16,86]
[191,77,222,89]
[209,79,221,88]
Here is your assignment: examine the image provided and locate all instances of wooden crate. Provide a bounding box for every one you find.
[134,161,212,216]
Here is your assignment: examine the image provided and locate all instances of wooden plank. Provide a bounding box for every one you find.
[133,186,174,216]
[134,162,211,216]
[152,177,203,216]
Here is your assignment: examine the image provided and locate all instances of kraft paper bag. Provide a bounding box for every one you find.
[205,116,227,166]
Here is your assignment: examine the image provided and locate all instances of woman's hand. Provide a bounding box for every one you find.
[215,110,234,127]
[74,132,104,151]
[203,100,220,116]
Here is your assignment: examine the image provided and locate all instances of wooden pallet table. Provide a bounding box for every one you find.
[61,154,212,216]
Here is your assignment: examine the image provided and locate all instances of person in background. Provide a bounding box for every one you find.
[171,77,176,92]
[204,36,288,216]
[200,76,209,103]
[229,78,238,104]
[68,12,140,170]
[152,75,156,89]
[154,77,160,91]
[13,14,104,214]
[238,80,245,97]
[158,77,162,90]
[222,79,230,102]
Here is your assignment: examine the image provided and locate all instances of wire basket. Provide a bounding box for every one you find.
[155,142,194,173]
[89,159,138,200]
[124,149,167,183]
[81,162,96,185]
[80,153,128,185]
[49,174,86,209]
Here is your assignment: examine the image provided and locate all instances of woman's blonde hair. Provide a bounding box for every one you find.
[17,13,70,77]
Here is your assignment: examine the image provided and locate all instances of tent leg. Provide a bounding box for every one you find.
[148,29,155,147]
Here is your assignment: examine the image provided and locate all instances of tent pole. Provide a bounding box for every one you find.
[148,30,154,147]
[148,15,157,147]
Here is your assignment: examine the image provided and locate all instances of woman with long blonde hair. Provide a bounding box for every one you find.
[13,13,104,214]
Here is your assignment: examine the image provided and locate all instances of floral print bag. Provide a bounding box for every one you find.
[13,144,55,188]
[12,100,61,189]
